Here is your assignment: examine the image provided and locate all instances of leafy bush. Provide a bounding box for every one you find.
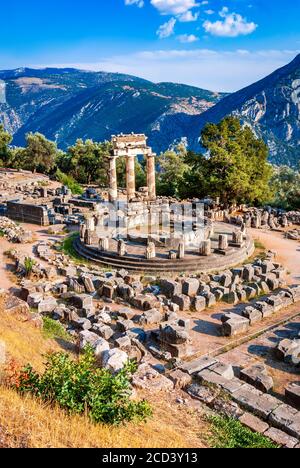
[24,257,36,277]
[55,169,84,195]
[11,347,152,425]
[208,415,278,449]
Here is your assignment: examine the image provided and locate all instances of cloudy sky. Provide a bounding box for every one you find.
[0,0,299,91]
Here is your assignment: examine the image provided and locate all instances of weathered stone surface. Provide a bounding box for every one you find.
[132,363,174,391]
[70,294,93,310]
[210,362,235,380]
[27,292,44,308]
[168,369,192,389]
[38,296,58,314]
[239,412,269,434]
[222,317,250,337]
[182,278,199,297]
[243,306,263,325]
[187,383,217,405]
[172,294,191,311]
[92,323,114,340]
[160,279,181,298]
[240,364,274,393]
[160,323,189,344]
[197,369,228,387]
[78,330,101,350]
[116,319,134,333]
[179,356,217,375]
[101,348,128,373]
[285,382,300,410]
[3,294,30,318]
[94,338,110,363]
[114,335,131,349]
[268,404,300,436]
[232,385,280,420]
[264,427,298,448]
[139,308,162,325]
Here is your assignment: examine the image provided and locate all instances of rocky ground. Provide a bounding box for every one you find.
[0,210,299,448]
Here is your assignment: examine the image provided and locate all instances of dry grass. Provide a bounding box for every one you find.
[0,309,208,448]
[0,313,63,371]
[0,387,208,448]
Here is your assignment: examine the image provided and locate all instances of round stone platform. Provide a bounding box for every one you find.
[74,224,255,273]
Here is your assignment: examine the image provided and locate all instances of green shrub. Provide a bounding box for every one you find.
[12,347,152,426]
[55,169,84,195]
[42,317,73,342]
[208,415,278,449]
[24,257,36,277]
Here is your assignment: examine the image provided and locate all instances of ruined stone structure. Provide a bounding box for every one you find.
[7,201,50,226]
[110,134,156,202]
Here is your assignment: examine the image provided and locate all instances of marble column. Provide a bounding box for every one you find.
[200,239,211,256]
[219,234,228,250]
[126,155,136,201]
[109,156,118,203]
[147,153,156,200]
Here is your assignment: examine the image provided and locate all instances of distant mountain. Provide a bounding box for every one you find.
[0,67,225,154]
[193,54,300,167]
[1,57,299,166]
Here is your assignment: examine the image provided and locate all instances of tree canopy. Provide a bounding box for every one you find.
[0,124,12,167]
[177,116,273,205]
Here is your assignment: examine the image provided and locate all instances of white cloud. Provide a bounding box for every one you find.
[178,10,199,22]
[178,33,199,42]
[203,7,257,37]
[157,17,177,38]
[151,0,199,16]
[125,0,144,7]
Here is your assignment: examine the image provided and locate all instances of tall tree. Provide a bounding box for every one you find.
[270,165,300,210]
[24,132,58,173]
[197,116,273,205]
[157,144,189,197]
[0,124,12,167]
[62,139,111,185]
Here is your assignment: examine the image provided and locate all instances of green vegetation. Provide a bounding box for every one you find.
[12,347,152,426]
[0,229,5,237]
[0,124,13,167]
[56,139,111,186]
[208,415,278,449]
[1,116,298,210]
[55,169,83,195]
[24,257,36,277]
[42,317,73,342]
[57,233,86,264]
[269,165,300,210]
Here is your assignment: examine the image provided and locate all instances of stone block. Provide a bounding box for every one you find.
[210,362,234,380]
[222,317,250,337]
[239,412,269,434]
[240,364,274,393]
[264,427,298,448]
[285,382,300,410]
[243,306,263,325]
[169,369,192,389]
[179,356,217,375]
[193,295,206,312]
[172,294,191,311]
[182,278,200,297]
[37,296,57,314]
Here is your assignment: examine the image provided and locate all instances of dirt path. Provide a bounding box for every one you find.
[249,227,300,284]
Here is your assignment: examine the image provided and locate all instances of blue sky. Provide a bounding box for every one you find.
[0,0,299,91]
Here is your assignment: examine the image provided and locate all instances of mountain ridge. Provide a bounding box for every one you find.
[0,55,299,165]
